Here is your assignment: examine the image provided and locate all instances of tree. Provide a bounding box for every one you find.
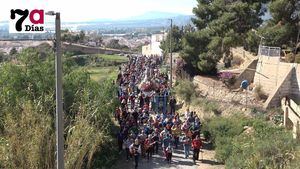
[95,36,103,46]
[160,25,184,54]
[0,51,6,62]
[181,0,269,75]
[107,39,121,49]
[9,47,17,56]
[106,39,129,50]
[61,29,81,44]
[260,0,300,51]
[79,30,85,43]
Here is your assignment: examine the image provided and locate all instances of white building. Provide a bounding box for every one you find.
[142,33,166,57]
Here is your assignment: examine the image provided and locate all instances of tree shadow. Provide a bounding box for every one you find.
[200,159,223,165]
[176,102,184,110]
[202,141,214,150]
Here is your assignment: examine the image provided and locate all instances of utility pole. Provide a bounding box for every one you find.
[169,19,173,88]
[46,11,64,169]
[55,12,64,169]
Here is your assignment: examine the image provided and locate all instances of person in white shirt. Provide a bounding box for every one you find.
[185,108,191,120]
[130,139,141,169]
[123,138,132,161]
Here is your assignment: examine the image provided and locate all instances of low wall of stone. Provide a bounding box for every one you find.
[62,43,135,55]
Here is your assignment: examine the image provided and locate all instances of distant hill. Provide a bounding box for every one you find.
[125,11,187,21]
[76,15,193,31]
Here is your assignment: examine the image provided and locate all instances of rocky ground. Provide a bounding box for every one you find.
[194,76,264,108]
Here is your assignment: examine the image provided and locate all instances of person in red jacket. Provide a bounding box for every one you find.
[192,135,202,163]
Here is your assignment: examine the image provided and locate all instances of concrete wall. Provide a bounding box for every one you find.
[282,98,300,140]
[264,67,293,108]
[254,56,293,94]
[142,34,164,57]
[253,55,300,108]
[142,45,151,56]
[231,47,257,69]
[233,59,258,88]
[292,64,300,102]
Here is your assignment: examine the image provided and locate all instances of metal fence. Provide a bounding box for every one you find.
[259,46,281,57]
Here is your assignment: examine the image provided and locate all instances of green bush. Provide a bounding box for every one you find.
[204,115,300,168]
[202,99,220,115]
[206,116,245,144]
[0,46,119,169]
[215,136,234,162]
[174,79,197,105]
[202,116,245,163]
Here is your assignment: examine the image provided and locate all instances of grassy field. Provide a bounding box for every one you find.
[96,54,129,63]
[87,66,119,82]
[75,54,127,83]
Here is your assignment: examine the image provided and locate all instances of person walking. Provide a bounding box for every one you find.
[181,134,191,159]
[192,135,202,163]
[166,144,173,163]
[123,138,132,161]
[130,139,141,169]
[117,131,124,153]
[169,96,177,115]
[151,129,160,154]
[162,134,172,154]
[144,135,154,161]
[171,124,181,149]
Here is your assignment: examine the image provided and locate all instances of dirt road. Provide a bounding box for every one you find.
[112,142,224,169]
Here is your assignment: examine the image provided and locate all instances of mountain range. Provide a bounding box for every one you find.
[74,11,193,30]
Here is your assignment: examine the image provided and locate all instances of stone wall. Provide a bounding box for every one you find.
[62,43,134,55]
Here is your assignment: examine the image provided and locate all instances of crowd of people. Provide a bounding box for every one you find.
[115,55,203,169]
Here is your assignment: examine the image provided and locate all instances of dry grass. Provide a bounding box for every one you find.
[0,101,55,169]
[254,85,268,101]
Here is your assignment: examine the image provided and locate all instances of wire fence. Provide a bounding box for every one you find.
[259,46,281,57]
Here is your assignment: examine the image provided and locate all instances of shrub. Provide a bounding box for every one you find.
[174,79,197,105]
[254,85,267,100]
[192,98,221,115]
[205,116,245,146]
[0,101,55,169]
[218,72,236,87]
[203,100,220,115]
[202,116,245,163]
[226,124,297,169]
[285,53,295,63]
[0,47,120,169]
[295,54,300,64]
[204,115,300,168]
[231,56,244,67]
[215,136,234,162]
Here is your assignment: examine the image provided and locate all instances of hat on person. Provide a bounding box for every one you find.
[135,138,139,145]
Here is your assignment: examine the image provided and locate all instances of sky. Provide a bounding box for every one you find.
[0,0,197,22]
